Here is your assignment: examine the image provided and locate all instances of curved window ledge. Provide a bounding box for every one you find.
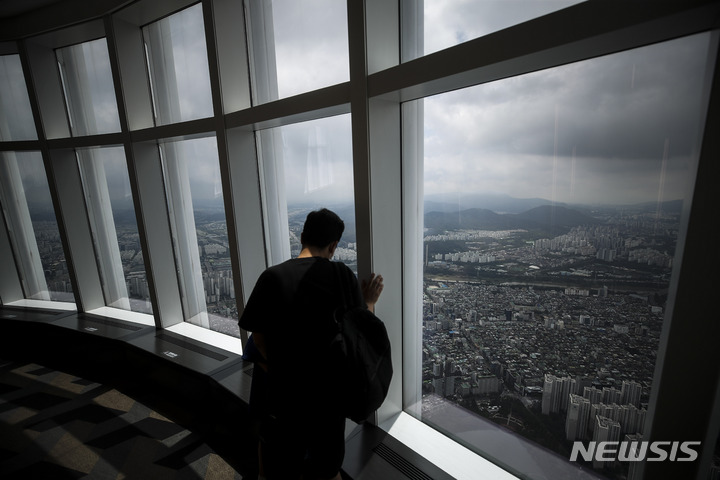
[9,301,516,479]
[1,303,514,479]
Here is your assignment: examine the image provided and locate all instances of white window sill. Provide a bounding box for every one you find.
[165,321,244,356]
[380,412,518,480]
[86,306,156,326]
[4,299,77,311]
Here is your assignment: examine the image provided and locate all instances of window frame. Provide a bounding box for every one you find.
[0,151,52,301]
[0,1,718,479]
[392,2,720,479]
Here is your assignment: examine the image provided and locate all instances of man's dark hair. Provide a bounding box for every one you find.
[300,208,345,248]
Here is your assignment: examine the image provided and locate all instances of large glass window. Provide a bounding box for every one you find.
[0,151,73,302]
[160,136,238,337]
[143,3,213,125]
[255,0,349,102]
[77,146,151,313]
[0,54,37,141]
[417,32,712,480]
[262,114,356,270]
[420,0,584,58]
[56,38,121,136]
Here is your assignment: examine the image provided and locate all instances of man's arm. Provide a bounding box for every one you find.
[361,273,384,313]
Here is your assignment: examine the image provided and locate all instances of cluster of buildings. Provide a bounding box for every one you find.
[533,225,624,257]
[542,375,646,442]
[422,278,664,475]
[424,229,523,243]
[431,252,497,263]
[628,248,673,268]
[202,268,235,304]
[533,224,673,268]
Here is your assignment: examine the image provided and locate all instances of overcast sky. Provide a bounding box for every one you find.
[4,1,715,212]
[424,31,712,205]
[268,1,713,207]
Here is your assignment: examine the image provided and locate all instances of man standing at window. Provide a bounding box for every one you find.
[239,208,384,480]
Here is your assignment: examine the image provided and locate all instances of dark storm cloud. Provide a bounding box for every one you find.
[424,31,713,204]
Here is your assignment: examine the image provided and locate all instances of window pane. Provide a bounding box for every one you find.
[160,136,238,336]
[77,146,151,313]
[418,33,711,480]
[56,38,121,136]
[0,54,37,141]
[421,0,584,58]
[261,0,349,101]
[266,114,356,270]
[0,151,73,302]
[143,4,214,125]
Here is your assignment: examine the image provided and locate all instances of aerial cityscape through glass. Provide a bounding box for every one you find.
[417,32,712,479]
[5,4,715,478]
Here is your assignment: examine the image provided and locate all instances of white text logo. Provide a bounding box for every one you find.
[569,441,700,462]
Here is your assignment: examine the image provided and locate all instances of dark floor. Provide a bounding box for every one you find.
[0,359,242,479]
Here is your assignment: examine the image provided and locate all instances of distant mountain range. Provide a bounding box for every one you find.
[21,193,682,240]
[424,193,556,214]
[423,193,683,215]
[424,205,601,233]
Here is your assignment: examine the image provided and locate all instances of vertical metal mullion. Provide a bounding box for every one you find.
[202,0,252,344]
[347,0,373,284]
[245,0,289,267]
[105,13,166,326]
[350,0,405,426]
[0,195,25,302]
[77,148,130,310]
[0,152,47,300]
[400,0,424,420]
[18,39,80,308]
[46,147,106,312]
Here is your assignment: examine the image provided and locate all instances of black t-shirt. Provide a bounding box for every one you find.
[239,256,363,414]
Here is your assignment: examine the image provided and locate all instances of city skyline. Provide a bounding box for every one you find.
[420,200,679,480]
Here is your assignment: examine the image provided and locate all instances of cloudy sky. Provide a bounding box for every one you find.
[57,38,121,135]
[4,1,714,212]
[423,31,712,206]
[268,0,713,207]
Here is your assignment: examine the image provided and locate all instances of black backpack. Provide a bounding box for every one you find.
[330,263,393,423]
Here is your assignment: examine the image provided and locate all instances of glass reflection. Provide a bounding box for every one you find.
[56,38,121,136]
[77,146,151,313]
[0,151,73,302]
[143,3,214,125]
[0,54,37,141]
[160,136,238,337]
[264,0,349,100]
[268,114,356,270]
